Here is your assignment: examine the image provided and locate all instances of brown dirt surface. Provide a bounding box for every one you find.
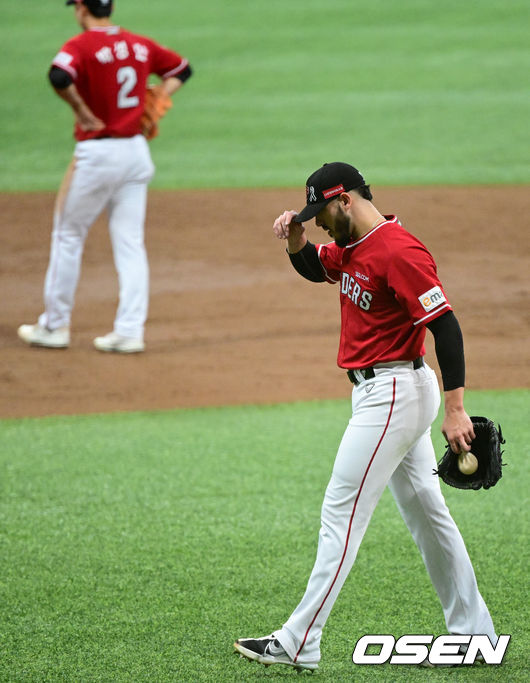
[1,187,528,419]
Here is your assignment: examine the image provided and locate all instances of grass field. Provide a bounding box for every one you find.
[2,0,529,190]
[1,390,528,680]
[2,0,528,680]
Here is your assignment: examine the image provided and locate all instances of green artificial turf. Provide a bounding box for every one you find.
[1,390,528,680]
[1,0,528,190]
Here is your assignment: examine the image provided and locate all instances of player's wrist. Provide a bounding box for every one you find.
[286,233,307,254]
[443,387,465,412]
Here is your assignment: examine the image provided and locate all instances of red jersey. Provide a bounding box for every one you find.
[316,215,452,369]
[52,26,188,141]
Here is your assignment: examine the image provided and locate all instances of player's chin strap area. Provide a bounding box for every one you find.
[347,356,424,385]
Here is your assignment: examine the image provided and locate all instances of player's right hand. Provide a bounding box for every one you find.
[272,210,304,240]
[442,407,476,456]
[75,104,105,132]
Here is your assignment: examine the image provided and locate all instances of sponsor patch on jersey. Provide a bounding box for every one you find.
[54,51,74,68]
[419,286,446,312]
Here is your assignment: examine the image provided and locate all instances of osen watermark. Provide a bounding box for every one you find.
[352,634,510,666]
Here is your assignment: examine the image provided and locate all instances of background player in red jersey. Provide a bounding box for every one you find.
[18,0,192,353]
[234,162,498,671]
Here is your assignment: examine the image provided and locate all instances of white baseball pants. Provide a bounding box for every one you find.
[39,134,155,339]
[275,363,496,666]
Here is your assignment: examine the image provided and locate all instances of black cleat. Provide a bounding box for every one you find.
[234,634,318,671]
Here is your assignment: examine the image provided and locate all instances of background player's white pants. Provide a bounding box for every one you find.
[275,363,496,666]
[39,135,154,339]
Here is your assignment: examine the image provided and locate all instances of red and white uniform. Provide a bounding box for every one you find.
[274,215,496,668]
[53,27,188,140]
[316,216,451,368]
[39,26,188,340]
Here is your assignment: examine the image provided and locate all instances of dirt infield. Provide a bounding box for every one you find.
[1,187,528,418]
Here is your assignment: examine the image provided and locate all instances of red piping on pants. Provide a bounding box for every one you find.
[294,378,397,662]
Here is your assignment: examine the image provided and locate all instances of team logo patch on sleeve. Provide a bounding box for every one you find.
[419,286,446,312]
[54,51,74,68]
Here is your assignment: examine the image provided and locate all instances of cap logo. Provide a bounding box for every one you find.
[322,184,345,200]
[307,186,317,203]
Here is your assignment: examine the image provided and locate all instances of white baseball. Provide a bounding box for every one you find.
[458,451,478,475]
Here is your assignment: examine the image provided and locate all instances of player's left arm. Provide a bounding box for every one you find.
[48,66,104,132]
[426,311,475,454]
[388,242,475,454]
[160,76,184,96]
[148,40,193,96]
[159,62,192,94]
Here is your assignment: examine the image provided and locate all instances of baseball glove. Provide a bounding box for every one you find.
[140,85,173,140]
[434,416,506,490]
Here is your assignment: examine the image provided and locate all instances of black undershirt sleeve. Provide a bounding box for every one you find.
[48,64,193,90]
[425,310,465,391]
[48,65,73,89]
[288,241,326,282]
[175,64,192,83]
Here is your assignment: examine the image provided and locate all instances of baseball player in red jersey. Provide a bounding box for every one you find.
[234,163,497,671]
[18,0,192,353]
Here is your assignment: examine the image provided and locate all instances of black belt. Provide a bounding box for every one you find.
[347,357,424,385]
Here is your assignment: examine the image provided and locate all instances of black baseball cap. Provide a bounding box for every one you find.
[65,0,113,17]
[295,162,367,223]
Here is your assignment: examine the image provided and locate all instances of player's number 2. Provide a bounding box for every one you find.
[117,66,139,109]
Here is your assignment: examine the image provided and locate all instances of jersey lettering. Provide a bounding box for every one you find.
[114,41,130,60]
[95,46,114,63]
[133,42,149,62]
[94,42,139,64]
[341,273,373,311]
[360,291,373,311]
[116,66,139,108]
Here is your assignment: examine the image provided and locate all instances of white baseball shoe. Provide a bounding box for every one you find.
[17,323,70,348]
[234,634,318,671]
[93,332,145,354]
